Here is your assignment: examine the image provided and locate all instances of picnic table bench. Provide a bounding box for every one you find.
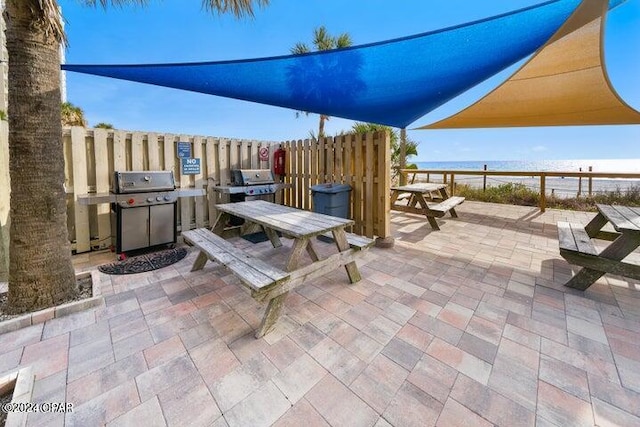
[558,204,640,290]
[183,200,374,337]
[390,183,465,230]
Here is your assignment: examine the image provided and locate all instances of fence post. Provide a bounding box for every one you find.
[578,167,582,197]
[540,173,546,212]
[588,166,593,196]
[450,173,455,196]
[375,131,394,248]
[483,164,487,192]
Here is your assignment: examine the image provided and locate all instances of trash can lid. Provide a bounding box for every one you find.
[310,183,352,193]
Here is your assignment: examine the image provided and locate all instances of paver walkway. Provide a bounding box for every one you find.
[1,201,639,426]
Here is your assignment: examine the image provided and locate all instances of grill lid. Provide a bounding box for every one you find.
[230,169,275,186]
[113,171,176,193]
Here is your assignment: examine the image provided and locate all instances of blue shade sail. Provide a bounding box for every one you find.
[63,0,587,128]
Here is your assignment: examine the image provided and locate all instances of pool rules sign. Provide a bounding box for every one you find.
[177,141,201,175]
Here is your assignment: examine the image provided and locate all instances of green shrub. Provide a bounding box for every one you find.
[547,185,640,211]
[95,122,114,129]
[455,183,540,207]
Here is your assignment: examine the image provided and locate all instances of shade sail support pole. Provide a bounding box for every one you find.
[399,128,407,186]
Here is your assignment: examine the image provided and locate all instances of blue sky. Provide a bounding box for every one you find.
[60,0,640,162]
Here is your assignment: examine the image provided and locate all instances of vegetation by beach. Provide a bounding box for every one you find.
[454,182,640,211]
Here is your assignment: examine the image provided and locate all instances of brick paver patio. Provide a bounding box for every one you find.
[1,201,639,426]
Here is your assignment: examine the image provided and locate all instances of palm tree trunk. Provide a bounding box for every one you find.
[318,115,328,139]
[5,2,77,314]
[399,128,407,185]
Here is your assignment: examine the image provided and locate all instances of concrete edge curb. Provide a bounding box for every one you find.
[0,271,104,335]
[0,366,35,427]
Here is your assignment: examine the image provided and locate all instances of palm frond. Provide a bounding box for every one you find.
[290,42,310,55]
[335,33,352,49]
[80,0,149,8]
[81,1,268,18]
[61,102,87,127]
[202,0,269,18]
[313,26,335,51]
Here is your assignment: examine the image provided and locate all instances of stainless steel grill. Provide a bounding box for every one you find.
[211,169,291,198]
[78,170,205,259]
[210,169,292,226]
[113,170,177,194]
[110,171,178,259]
[230,169,275,186]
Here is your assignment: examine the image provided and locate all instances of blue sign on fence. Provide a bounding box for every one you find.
[177,142,191,158]
[181,158,201,175]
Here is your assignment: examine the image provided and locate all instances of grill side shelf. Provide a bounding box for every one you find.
[77,193,116,205]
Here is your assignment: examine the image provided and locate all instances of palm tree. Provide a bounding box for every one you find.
[351,123,419,183]
[291,26,352,139]
[61,102,88,127]
[4,0,268,315]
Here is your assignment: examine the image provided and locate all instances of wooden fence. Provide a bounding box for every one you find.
[63,127,278,253]
[61,127,391,254]
[402,169,640,212]
[281,131,391,239]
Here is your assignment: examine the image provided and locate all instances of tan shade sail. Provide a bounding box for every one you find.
[421,0,640,129]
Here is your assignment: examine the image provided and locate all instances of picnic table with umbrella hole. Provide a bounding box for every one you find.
[181,200,375,337]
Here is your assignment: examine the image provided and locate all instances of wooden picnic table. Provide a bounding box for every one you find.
[558,204,640,290]
[182,200,374,337]
[390,183,465,230]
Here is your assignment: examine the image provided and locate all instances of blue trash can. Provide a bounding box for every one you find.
[310,183,352,218]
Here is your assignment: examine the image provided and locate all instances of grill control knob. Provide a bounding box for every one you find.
[156,196,163,202]
[128,198,135,205]
[146,197,154,203]
[163,196,171,201]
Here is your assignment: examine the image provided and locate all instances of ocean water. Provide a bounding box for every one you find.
[411,159,640,197]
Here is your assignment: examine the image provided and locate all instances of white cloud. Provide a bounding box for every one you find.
[532,145,547,152]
